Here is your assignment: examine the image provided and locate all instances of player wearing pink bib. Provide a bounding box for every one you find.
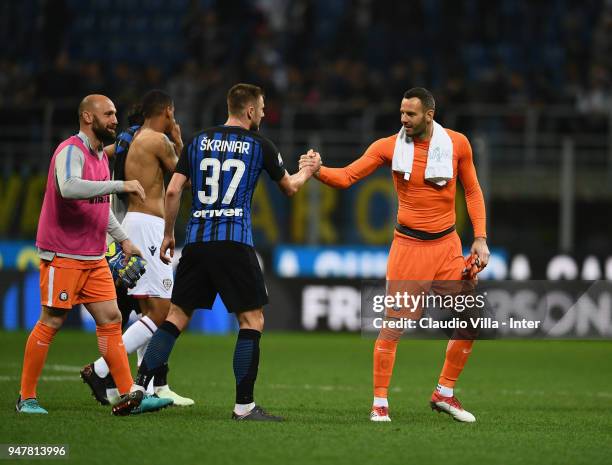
[16,94,172,416]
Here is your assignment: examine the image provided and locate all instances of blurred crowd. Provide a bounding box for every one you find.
[1,0,611,129]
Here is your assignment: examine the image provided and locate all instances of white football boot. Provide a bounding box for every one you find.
[430,391,476,422]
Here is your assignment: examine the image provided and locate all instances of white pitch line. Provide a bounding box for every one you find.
[265,383,404,392]
[262,384,612,398]
[45,364,81,373]
[1,373,610,398]
[0,363,80,372]
[0,364,80,382]
[0,375,78,382]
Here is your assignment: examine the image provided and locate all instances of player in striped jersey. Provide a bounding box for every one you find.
[129,83,321,421]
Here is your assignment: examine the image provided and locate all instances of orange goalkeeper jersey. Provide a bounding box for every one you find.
[317,129,487,238]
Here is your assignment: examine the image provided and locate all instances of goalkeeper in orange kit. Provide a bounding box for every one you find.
[301,88,489,423]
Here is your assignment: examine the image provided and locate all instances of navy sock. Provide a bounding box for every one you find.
[233,329,261,404]
[136,321,180,389]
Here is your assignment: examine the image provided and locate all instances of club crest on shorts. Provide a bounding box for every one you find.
[162,279,173,291]
[59,290,69,302]
[149,245,157,256]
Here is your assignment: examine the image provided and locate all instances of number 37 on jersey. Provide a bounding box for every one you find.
[198,158,246,205]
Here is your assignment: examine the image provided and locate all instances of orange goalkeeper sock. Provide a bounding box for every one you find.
[373,338,398,398]
[438,339,474,388]
[96,322,133,395]
[20,321,58,399]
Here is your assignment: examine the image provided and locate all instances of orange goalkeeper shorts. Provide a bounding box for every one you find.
[385,230,465,319]
[39,256,116,309]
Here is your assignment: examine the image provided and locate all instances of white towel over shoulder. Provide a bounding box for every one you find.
[391,120,453,186]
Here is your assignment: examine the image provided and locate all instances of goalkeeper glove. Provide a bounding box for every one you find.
[108,251,147,289]
[462,254,482,280]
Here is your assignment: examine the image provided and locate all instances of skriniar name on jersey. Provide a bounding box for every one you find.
[175,125,285,246]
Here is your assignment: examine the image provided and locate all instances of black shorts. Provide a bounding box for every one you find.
[116,285,141,329]
[171,241,268,313]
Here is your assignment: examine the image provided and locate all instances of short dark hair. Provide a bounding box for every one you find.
[227,83,264,115]
[126,103,145,126]
[141,90,173,118]
[403,87,435,111]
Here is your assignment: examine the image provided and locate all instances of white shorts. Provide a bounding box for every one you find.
[121,212,173,299]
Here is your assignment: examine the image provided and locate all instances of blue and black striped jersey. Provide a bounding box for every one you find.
[175,125,286,247]
[110,125,140,221]
[112,125,140,183]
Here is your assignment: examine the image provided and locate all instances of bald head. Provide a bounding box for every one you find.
[78,94,118,143]
[78,94,112,119]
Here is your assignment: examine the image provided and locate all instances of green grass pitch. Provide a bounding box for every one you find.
[1,331,611,465]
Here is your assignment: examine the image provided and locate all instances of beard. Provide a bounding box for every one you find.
[92,116,116,143]
[405,118,427,139]
[249,120,260,131]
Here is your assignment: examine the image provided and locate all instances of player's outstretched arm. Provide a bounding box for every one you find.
[299,138,388,189]
[160,172,188,265]
[54,144,145,201]
[277,149,321,196]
